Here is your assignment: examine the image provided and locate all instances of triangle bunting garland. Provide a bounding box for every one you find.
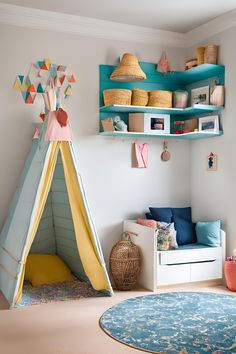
[14,58,75,106]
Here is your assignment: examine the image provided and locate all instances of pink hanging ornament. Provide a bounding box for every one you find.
[157,51,171,74]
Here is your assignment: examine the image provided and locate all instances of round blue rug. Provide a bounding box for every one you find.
[100,292,236,353]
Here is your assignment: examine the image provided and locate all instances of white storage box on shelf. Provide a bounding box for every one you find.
[129,113,170,134]
[123,220,226,291]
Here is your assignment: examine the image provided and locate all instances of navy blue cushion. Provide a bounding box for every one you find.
[174,216,197,245]
[172,207,192,222]
[145,213,153,220]
[149,207,172,223]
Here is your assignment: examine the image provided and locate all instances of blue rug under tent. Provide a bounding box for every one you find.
[100,292,236,354]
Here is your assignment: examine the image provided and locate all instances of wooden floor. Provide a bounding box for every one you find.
[0,283,234,354]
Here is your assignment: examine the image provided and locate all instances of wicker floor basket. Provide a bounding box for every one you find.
[131,88,149,106]
[148,90,172,108]
[109,232,141,291]
[103,89,132,106]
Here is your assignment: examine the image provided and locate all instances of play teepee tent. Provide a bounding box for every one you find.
[0,59,113,307]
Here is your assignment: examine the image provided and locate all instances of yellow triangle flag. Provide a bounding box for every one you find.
[13,78,22,92]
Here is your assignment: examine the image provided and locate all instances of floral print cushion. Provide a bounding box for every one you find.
[156,222,178,251]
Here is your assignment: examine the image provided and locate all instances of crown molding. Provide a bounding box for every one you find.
[0,2,185,47]
[0,3,236,48]
[185,8,236,47]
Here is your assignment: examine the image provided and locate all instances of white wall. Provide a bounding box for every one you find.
[187,26,236,255]
[0,24,190,262]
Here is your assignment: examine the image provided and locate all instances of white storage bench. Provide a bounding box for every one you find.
[123,220,226,291]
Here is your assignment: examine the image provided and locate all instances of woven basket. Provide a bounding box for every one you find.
[148,90,172,108]
[204,45,218,64]
[103,89,132,106]
[197,47,205,65]
[131,88,149,106]
[109,233,141,291]
[110,53,146,82]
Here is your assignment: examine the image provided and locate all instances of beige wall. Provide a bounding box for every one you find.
[187,26,236,255]
[0,24,190,261]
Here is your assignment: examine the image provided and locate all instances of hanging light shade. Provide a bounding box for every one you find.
[110,53,146,82]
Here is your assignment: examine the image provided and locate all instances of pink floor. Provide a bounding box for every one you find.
[0,284,234,354]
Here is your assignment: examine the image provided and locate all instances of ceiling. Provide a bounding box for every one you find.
[1,0,236,33]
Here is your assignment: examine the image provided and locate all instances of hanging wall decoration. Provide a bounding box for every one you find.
[161,141,171,161]
[207,152,218,171]
[133,143,148,168]
[157,51,171,74]
[13,58,76,105]
[14,58,76,142]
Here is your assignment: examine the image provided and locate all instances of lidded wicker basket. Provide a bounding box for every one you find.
[103,89,132,106]
[204,45,218,64]
[131,88,149,106]
[109,231,141,290]
[148,90,172,108]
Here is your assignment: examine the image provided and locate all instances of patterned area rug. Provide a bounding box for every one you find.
[100,292,236,354]
[15,280,104,308]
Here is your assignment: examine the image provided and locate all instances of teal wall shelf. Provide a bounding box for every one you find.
[99,131,223,140]
[99,62,225,139]
[100,104,224,116]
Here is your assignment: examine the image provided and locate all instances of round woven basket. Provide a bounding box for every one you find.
[204,45,218,64]
[109,234,141,291]
[131,88,149,106]
[148,90,172,108]
[103,89,132,106]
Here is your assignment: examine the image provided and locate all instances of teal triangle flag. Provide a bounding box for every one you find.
[25,75,31,86]
[50,65,57,79]
[37,61,44,69]
[37,83,44,93]
[18,75,24,84]
[21,91,29,101]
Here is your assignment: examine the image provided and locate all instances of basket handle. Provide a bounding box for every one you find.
[122,231,138,241]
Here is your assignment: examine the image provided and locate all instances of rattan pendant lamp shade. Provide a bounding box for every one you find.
[110,53,146,82]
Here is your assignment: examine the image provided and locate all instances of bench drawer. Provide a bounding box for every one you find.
[190,260,222,281]
[159,247,222,265]
[157,264,191,286]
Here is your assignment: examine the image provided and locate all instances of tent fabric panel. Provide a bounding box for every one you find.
[13,142,60,305]
[54,227,78,242]
[0,139,48,246]
[52,204,73,219]
[0,248,20,280]
[30,238,56,254]
[56,246,89,282]
[51,153,87,280]
[53,217,74,231]
[51,191,69,205]
[27,191,56,254]
[0,266,16,307]
[51,179,67,193]
[1,143,51,259]
[69,143,112,293]
[69,144,108,266]
[0,247,21,306]
[60,142,111,292]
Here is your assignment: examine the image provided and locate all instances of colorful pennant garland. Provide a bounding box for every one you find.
[14,58,76,105]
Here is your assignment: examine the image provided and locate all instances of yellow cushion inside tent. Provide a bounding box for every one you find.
[25,254,73,287]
